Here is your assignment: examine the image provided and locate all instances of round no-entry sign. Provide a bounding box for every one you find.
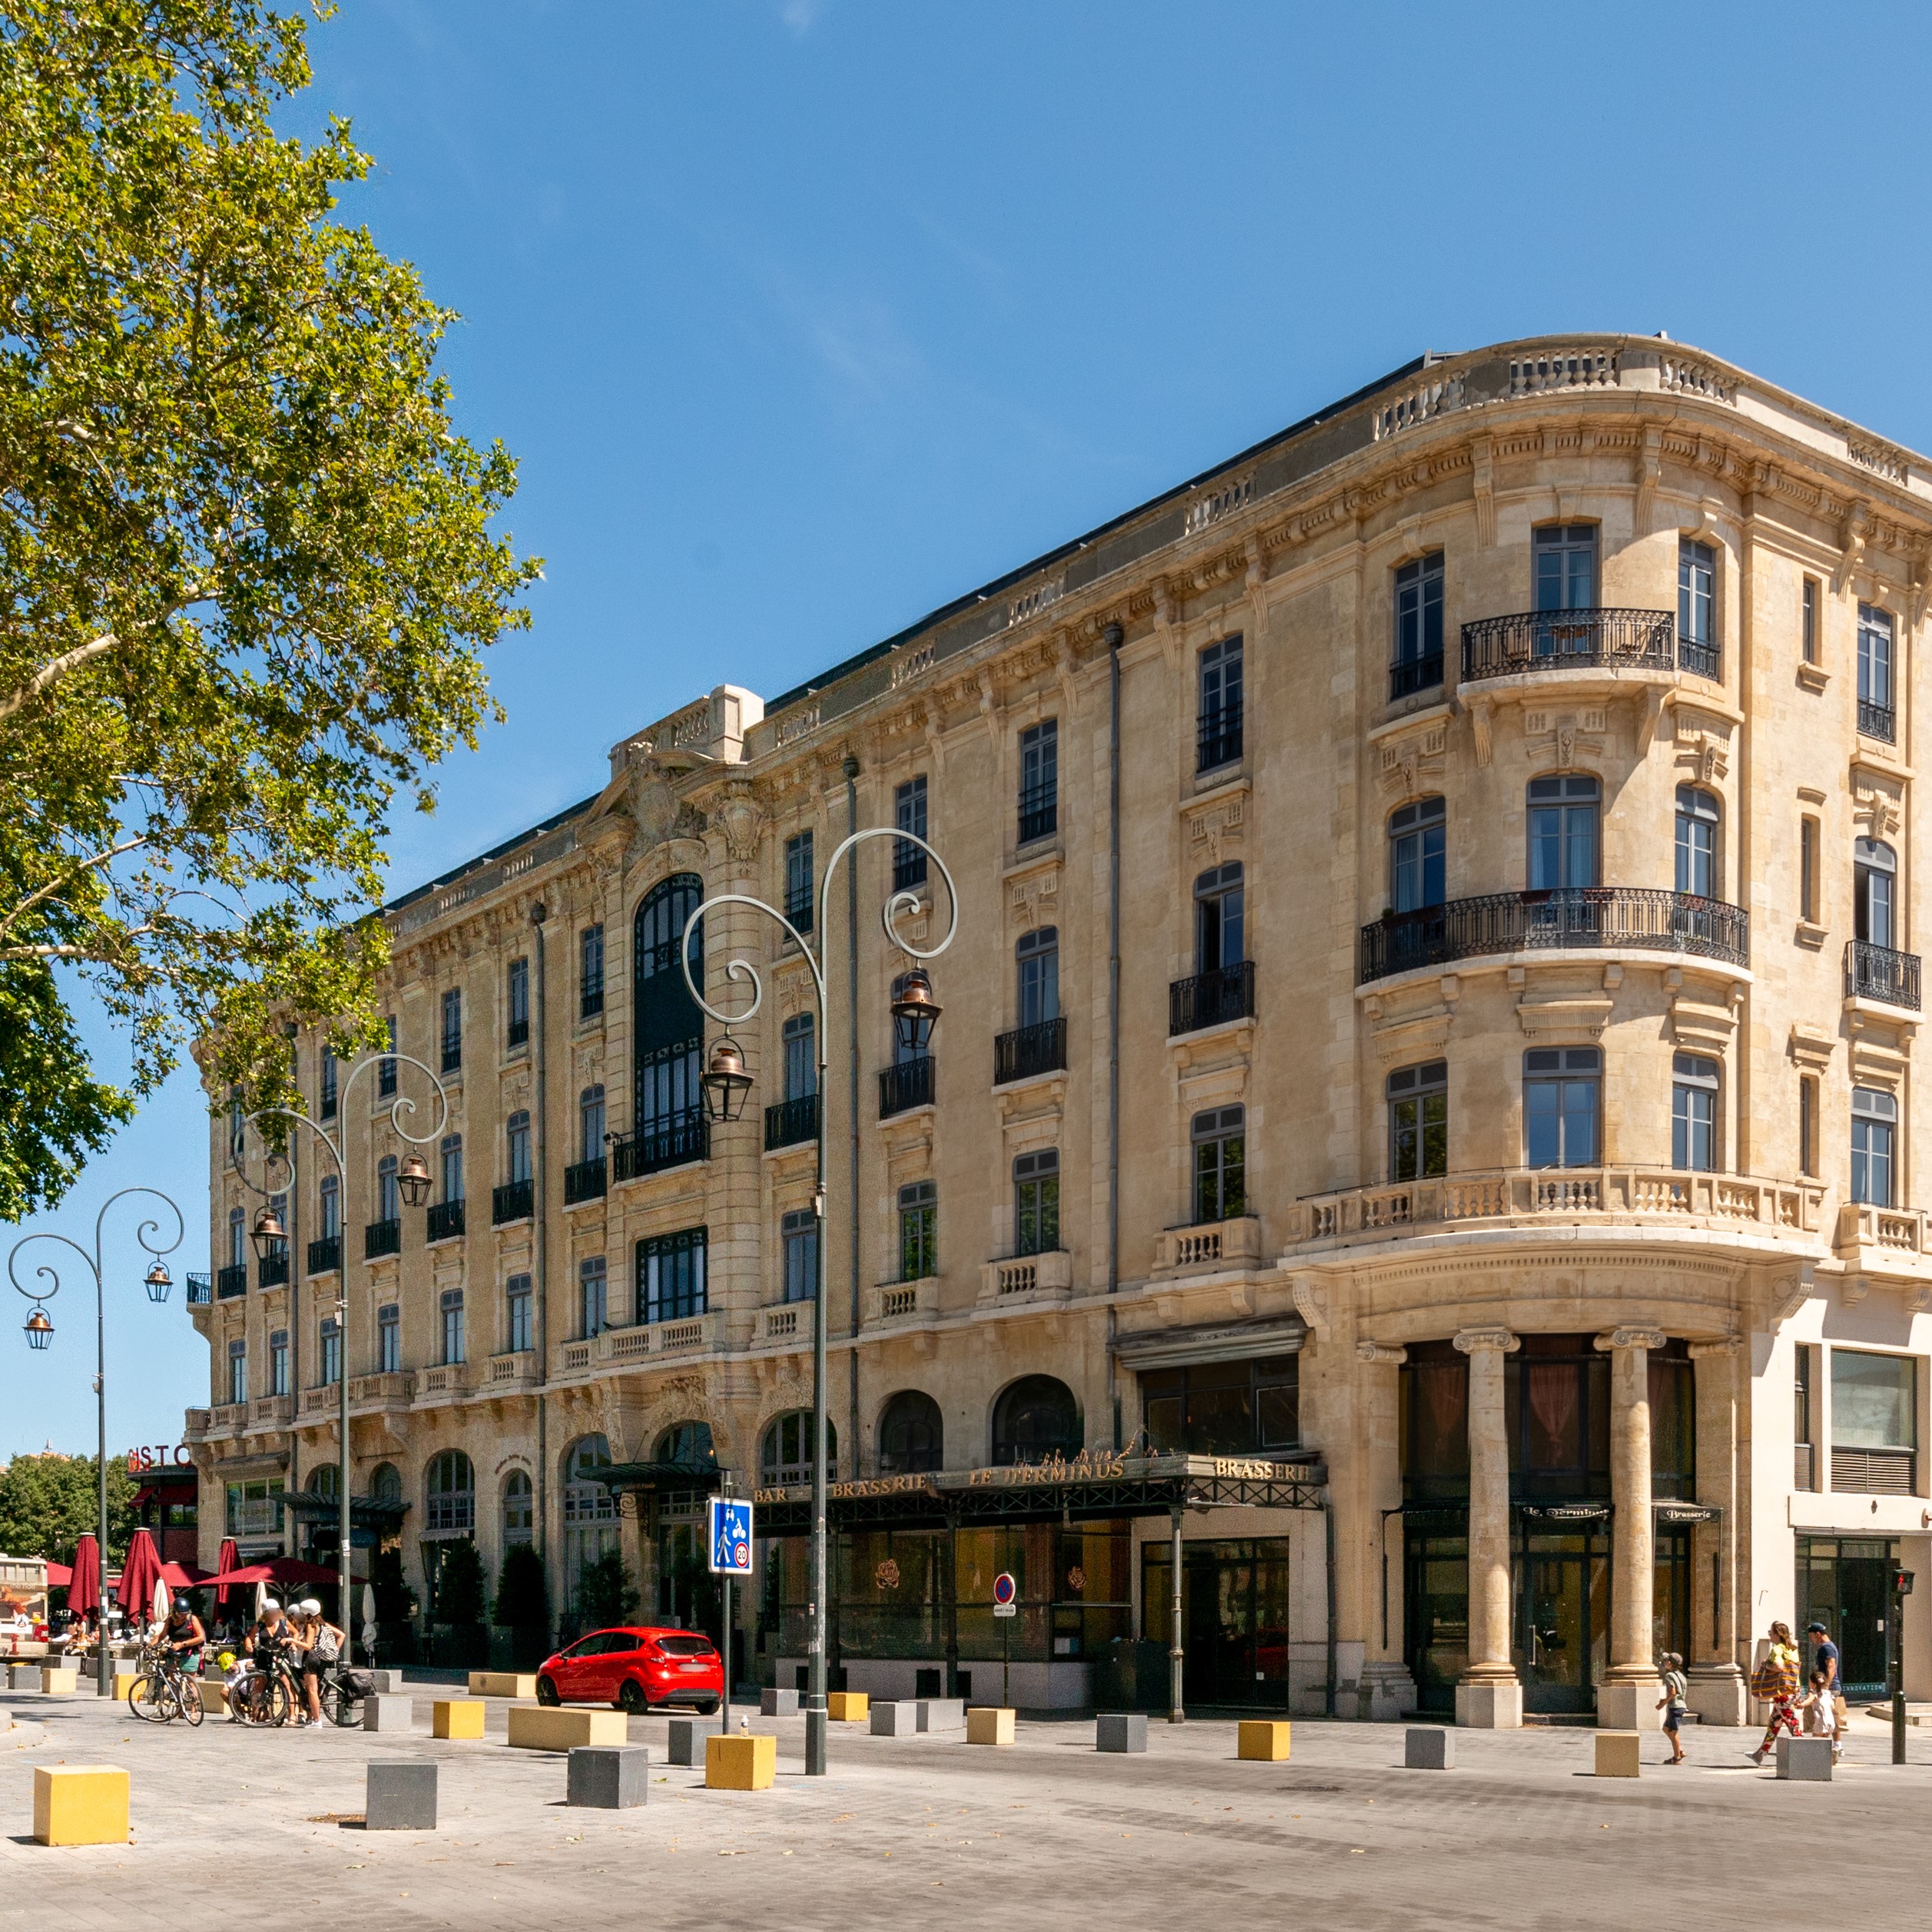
[993,1572,1016,1607]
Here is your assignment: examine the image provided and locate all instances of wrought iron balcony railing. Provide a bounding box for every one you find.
[1388,651,1443,701]
[1196,708,1243,773]
[307,1234,340,1276]
[1460,607,1678,683]
[879,1055,936,1118]
[184,1272,211,1305]
[995,1016,1068,1085]
[1017,787,1056,846]
[256,1248,288,1289]
[492,1178,534,1225]
[426,1199,466,1242]
[1858,697,1897,744]
[215,1264,248,1300]
[609,1112,709,1182]
[562,1156,608,1204]
[363,1218,400,1260]
[1359,887,1749,983]
[764,1092,820,1152]
[1168,960,1257,1036]
[1845,939,1921,1010]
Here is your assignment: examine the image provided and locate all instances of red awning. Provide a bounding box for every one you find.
[196,1557,342,1593]
[44,1562,72,1588]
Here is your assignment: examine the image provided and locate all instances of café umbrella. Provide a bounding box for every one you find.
[118,1529,164,1622]
[66,1533,101,1619]
[213,1538,239,1611]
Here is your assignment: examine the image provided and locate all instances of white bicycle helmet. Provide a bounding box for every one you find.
[297,1598,323,1616]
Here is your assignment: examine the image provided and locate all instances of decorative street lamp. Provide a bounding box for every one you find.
[10,1188,184,1696]
[241,1049,448,1664]
[681,820,957,1775]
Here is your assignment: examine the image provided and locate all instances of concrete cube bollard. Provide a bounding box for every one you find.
[32,1765,129,1845]
[916,1698,966,1732]
[39,1666,79,1695]
[1097,1713,1148,1754]
[966,1707,1016,1746]
[705,1732,777,1790]
[667,1715,701,1766]
[365,1761,438,1831]
[468,1672,539,1700]
[365,1669,399,1695]
[827,1691,869,1722]
[870,1700,920,1737]
[1237,1720,1291,1762]
[761,1688,800,1718]
[568,1744,651,1808]
[1776,1735,1834,1781]
[431,1698,486,1741]
[1594,1732,1641,1778]
[1405,1727,1454,1770]
[507,1706,628,1751]
[8,1663,41,1690]
[363,1694,416,1733]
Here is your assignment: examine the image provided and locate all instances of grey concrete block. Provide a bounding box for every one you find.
[761,1688,800,1717]
[8,1664,40,1690]
[366,1669,399,1695]
[1097,1712,1148,1754]
[1406,1727,1454,1770]
[365,1761,438,1831]
[666,1715,701,1766]
[870,1699,920,1736]
[568,1744,651,1808]
[363,1693,416,1733]
[916,1698,966,1732]
[1775,1735,1834,1781]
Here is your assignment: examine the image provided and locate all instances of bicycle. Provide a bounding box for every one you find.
[314,1657,369,1728]
[227,1646,300,1728]
[128,1645,205,1727]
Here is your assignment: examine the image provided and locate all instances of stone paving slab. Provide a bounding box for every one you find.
[2,1689,1928,1931]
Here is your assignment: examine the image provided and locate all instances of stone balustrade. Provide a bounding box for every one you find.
[976,1249,1074,1311]
[1152,1215,1263,1278]
[863,1277,939,1328]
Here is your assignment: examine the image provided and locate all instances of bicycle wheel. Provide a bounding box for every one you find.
[230,1675,269,1726]
[177,1677,205,1727]
[128,1675,169,1724]
[320,1678,357,1727]
[265,1672,293,1727]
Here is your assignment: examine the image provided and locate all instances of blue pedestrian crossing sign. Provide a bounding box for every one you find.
[708,1497,754,1576]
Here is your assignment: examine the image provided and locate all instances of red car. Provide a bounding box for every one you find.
[536,1625,724,1715]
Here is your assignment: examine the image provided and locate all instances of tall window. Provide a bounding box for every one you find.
[1851,1087,1897,1205]
[579,923,605,1019]
[1678,538,1715,658]
[439,1133,463,1202]
[1801,577,1819,664]
[579,1257,607,1338]
[319,1315,341,1386]
[319,1175,340,1239]
[784,830,814,934]
[635,874,704,1140]
[440,1287,465,1365]
[268,1330,288,1397]
[1858,602,1894,717]
[1016,926,1059,1028]
[227,1337,247,1405]
[1388,1060,1448,1181]
[579,1084,605,1161]
[1014,1148,1059,1256]
[1798,1074,1819,1179]
[781,1208,818,1303]
[1197,634,1244,770]
[505,1273,532,1354]
[1191,1105,1246,1223]
[894,775,929,890]
[562,1437,618,1610]
[1018,719,1058,843]
[1392,552,1444,695]
[426,1450,475,1534]
[782,1012,817,1099]
[878,1390,943,1474]
[638,1226,708,1324]
[1672,1052,1720,1171]
[1831,1350,1917,1493]
[377,1303,399,1374]
[1194,863,1244,974]
[1389,798,1446,913]
[1675,785,1719,899]
[898,1179,936,1281]
[1527,774,1599,890]
[506,957,530,1049]
[1855,839,1897,949]
[1534,522,1597,612]
[379,1016,397,1096]
[440,986,462,1072]
[1801,816,1821,923]
[502,1470,534,1546]
[1524,1048,1601,1168]
[227,1088,244,1164]
[377,1155,399,1221]
[507,1110,532,1185]
[319,1046,338,1121]
[227,1205,246,1268]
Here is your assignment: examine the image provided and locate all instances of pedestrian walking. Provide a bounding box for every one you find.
[1748,1620,1801,1764]
[1656,1652,1689,1764]
[1798,1669,1843,1763]
[1805,1620,1850,1740]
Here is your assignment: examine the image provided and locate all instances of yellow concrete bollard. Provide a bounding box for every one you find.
[1237,1720,1291,1761]
[705,1732,777,1790]
[966,1707,1016,1745]
[38,1666,79,1695]
[505,1705,628,1751]
[32,1765,129,1846]
[826,1691,870,1722]
[1594,1731,1641,1778]
[466,1672,539,1699]
[431,1698,487,1740]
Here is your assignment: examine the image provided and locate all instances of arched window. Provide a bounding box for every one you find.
[307,1463,337,1498]
[369,1462,403,1506]
[1856,838,1897,951]
[1389,799,1446,913]
[654,1420,717,1470]
[562,1435,618,1613]
[992,1376,1081,1466]
[878,1390,943,1474]
[1675,786,1719,900]
[1526,774,1599,890]
[762,1410,837,1486]
[425,1450,475,1534]
[635,873,705,1142]
[502,1469,533,1546]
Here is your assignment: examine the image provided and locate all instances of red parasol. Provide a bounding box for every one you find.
[214,1538,239,1609]
[45,1562,73,1588]
[157,1562,206,1589]
[66,1533,101,1618]
[197,1556,343,1594]
[118,1528,164,1619]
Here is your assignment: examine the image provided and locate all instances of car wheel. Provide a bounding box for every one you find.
[535,1675,561,1707]
[618,1678,647,1715]
[693,1697,720,1716]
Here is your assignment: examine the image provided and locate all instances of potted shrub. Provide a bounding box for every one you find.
[492,1543,550,1669]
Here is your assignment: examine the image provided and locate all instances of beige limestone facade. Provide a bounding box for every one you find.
[187,334,1932,1723]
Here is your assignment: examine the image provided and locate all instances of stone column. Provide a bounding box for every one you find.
[1686,1338,1747,1725]
[1454,1327,1522,1728]
[1356,1341,1417,1722]
[1596,1326,1665,1729]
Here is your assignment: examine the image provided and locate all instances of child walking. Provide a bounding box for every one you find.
[1798,1669,1843,1763]
[1656,1652,1689,1764]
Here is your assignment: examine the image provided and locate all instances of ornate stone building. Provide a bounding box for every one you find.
[187,333,1932,1724]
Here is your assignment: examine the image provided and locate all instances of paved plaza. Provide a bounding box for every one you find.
[5,1687,1930,1930]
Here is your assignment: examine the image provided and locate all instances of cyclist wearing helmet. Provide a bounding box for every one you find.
[161,1596,206,1673]
[288,1597,344,1728]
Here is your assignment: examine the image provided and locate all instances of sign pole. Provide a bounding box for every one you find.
[721,1473,733,1741]
[708,1479,753,1745]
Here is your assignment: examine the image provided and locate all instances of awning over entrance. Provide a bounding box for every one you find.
[593,1459,724,1502]
[279,1492,410,1533]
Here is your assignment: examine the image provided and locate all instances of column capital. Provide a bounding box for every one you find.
[1453,1327,1519,1357]
[1594,1325,1668,1353]
[1356,1340,1407,1365]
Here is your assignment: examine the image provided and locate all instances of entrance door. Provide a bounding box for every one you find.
[1141,1539,1291,1708]
[1402,1526,1468,1717]
[1799,1536,1896,1695]
[1515,1529,1609,1715]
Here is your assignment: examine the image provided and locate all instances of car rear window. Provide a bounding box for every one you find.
[654,1635,716,1657]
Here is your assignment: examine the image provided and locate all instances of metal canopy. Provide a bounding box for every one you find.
[279,1491,410,1531]
[593,1458,724,1500]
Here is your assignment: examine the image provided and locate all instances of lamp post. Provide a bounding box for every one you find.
[683,824,956,1775]
[10,1188,184,1696]
[241,1050,446,1663]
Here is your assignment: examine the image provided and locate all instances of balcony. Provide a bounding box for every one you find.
[1359,887,1748,983]
[416,1360,471,1400]
[1834,1201,1932,1278]
[300,1383,342,1417]
[183,1406,212,1443]
[1858,697,1897,744]
[426,1199,466,1243]
[1388,651,1443,701]
[863,1277,939,1329]
[215,1264,248,1300]
[1152,1215,1264,1279]
[485,1350,540,1391]
[306,1234,340,1276]
[248,1395,294,1430]
[363,1218,400,1260]
[610,1112,708,1182]
[1845,939,1920,1011]
[995,1016,1067,1085]
[256,1249,288,1289]
[1460,608,1681,684]
[760,1302,810,1346]
[1285,1166,1825,1252]
[563,1156,607,1204]
[764,1093,820,1152]
[207,1401,247,1436]
[558,1310,721,1375]
[348,1370,415,1411]
[184,1272,211,1306]
[492,1178,534,1226]
[879,1055,936,1118]
[1196,708,1243,774]
[1831,1447,1917,1496]
[976,1248,1074,1311]
[1169,961,1257,1036]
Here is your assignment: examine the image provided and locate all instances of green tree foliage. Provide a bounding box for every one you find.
[0,1449,136,1561]
[574,1549,640,1633]
[0,2,537,1213]
[492,1539,548,1632]
[432,1536,485,1628]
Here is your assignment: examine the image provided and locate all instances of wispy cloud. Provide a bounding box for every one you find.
[780,0,824,36]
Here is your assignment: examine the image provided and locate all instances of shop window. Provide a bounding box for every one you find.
[1504,1333,1611,1500]
[1831,1350,1918,1495]
[1141,1354,1297,1455]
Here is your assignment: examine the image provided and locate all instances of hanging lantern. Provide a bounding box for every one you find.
[143,1259,173,1304]
[890,966,943,1058]
[23,1307,53,1350]
[398,1152,432,1208]
[249,1205,286,1261]
[699,1036,754,1123]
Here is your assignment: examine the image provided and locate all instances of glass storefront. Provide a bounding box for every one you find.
[1141,1537,1291,1708]
[1513,1523,1609,1714]
[1798,1536,1897,1695]
[1402,1519,1468,1715]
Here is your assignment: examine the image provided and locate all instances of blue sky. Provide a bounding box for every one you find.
[8,0,1932,1456]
